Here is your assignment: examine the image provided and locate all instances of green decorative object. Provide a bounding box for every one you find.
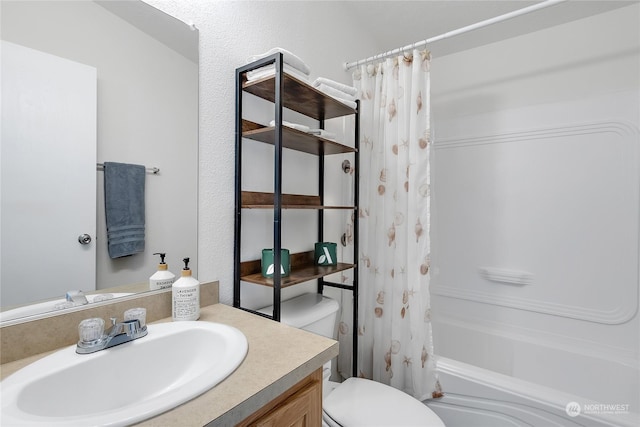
[315,242,337,266]
[261,249,290,278]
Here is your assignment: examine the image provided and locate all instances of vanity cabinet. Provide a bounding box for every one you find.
[237,369,323,427]
[233,53,359,375]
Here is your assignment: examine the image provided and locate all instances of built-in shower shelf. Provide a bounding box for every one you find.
[240,250,355,288]
[478,267,533,286]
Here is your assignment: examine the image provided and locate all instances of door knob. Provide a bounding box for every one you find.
[78,234,92,245]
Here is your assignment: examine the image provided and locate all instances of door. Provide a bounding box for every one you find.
[1,41,97,307]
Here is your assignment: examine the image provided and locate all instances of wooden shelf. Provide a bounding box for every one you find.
[240,251,355,288]
[242,120,356,156]
[242,73,356,121]
[242,191,356,210]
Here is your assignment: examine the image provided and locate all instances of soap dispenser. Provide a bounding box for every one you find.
[149,252,176,291]
[172,257,200,321]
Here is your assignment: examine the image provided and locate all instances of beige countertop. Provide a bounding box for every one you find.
[0,303,339,426]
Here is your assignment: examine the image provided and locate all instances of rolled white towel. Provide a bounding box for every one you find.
[312,77,357,97]
[316,83,356,102]
[309,129,337,140]
[246,64,309,82]
[269,120,310,133]
[248,47,311,75]
[322,94,357,110]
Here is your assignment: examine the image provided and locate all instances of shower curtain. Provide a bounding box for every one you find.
[344,49,441,400]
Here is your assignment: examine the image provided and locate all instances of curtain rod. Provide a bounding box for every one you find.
[96,163,160,175]
[343,0,568,71]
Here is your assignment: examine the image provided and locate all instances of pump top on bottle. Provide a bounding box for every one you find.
[149,252,175,290]
[181,257,193,276]
[155,253,169,269]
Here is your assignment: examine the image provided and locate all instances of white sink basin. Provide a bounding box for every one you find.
[1,321,248,426]
[0,293,132,323]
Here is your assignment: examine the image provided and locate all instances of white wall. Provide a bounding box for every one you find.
[145,0,376,307]
[430,4,640,413]
[1,1,198,291]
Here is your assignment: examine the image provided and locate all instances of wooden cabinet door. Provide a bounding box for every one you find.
[238,369,322,427]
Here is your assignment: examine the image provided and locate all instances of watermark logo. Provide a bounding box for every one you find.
[565,401,630,417]
[566,402,581,417]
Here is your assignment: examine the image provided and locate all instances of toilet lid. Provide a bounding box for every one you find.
[323,378,445,427]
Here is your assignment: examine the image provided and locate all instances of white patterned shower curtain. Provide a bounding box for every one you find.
[339,49,441,401]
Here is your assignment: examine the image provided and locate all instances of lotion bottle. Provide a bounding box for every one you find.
[172,257,200,321]
[149,252,176,290]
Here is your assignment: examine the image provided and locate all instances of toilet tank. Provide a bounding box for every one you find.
[257,293,339,339]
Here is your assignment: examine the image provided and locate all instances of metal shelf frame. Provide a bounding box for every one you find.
[234,53,360,376]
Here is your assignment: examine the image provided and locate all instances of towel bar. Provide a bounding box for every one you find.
[96,163,159,174]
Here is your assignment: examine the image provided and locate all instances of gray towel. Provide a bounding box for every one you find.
[104,162,145,258]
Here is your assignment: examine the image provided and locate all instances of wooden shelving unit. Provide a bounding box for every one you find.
[234,53,359,376]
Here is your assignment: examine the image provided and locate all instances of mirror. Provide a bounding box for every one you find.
[0,0,198,323]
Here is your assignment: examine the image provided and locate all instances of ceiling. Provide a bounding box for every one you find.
[95,0,198,63]
[98,1,636,66]
[342,0,637,64]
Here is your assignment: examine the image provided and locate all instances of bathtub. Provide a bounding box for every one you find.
[425,357,640,427]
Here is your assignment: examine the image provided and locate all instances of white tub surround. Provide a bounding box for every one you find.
[431,3,640,412]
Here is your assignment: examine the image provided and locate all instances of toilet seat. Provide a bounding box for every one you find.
[322,411,342,427]
[322,377,445,427]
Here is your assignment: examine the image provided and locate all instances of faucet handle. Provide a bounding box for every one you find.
[123,308,147,327]
[78,318,105,343]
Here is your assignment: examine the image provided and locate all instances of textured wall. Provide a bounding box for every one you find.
[144,0,377,305]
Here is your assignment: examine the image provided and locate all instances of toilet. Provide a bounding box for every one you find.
[258,293,446,427]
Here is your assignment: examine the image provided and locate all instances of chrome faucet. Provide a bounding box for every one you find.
[76,309,148,354]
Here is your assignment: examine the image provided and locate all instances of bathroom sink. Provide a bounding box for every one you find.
[0,293,132,323]
[1,321,248,426]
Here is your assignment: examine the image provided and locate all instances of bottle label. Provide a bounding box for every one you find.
[151,278,175,290]
[172,286,200,321]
